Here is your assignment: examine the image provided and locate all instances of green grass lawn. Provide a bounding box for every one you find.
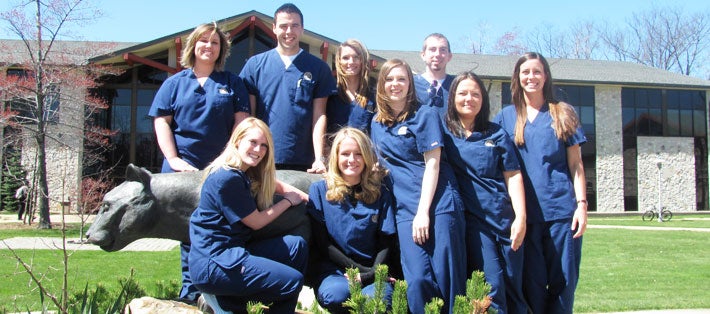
[0,215,708,313]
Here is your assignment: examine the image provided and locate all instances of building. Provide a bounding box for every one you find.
[2,10,709,213]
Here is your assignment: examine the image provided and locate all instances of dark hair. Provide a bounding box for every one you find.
[445,71,490,137]
[275,3,304,26]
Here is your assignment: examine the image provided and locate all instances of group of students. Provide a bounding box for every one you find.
[147,2,588,314]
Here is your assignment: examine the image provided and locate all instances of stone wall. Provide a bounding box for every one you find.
[637,136,696,212]
[20,84,84,213]
[594,85,625,213]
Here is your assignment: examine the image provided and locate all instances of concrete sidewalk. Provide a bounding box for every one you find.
[0,236,179,251]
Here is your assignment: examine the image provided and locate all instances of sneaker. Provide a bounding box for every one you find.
[197,295,214,314]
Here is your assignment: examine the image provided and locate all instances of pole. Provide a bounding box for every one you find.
[657,161,663,222]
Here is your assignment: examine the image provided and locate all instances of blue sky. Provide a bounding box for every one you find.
[2,0,709,53]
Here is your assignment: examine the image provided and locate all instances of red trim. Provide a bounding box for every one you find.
[174,37,183,72]
[123,53,178,74]
[228,16,276,44]
[320,42,329,62]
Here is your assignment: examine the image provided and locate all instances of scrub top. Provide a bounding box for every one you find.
[307,180,396,265]
[239,49,337,166]
[444,123,521,235]
[494,104,586,223]
[413,74,454,117]
[149,69,249,171]
[326,92,376,134]
[188,166,256,285]
[370,105,462,222]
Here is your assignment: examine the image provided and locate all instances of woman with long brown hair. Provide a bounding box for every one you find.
[494,52,588,314]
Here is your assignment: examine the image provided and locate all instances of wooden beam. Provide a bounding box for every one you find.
[320,41,329,62]
[122,53,178,74]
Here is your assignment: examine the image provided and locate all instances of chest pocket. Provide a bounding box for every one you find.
[392,126,420,158]
[293,73,315,107]
[472,144,501,179]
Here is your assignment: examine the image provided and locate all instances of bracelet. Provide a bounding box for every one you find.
[577,200,588,204]
[283,198,294,207]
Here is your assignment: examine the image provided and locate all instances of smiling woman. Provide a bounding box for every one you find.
[147,21,252,304]
[187,117,308,312]
[370,59,467,314]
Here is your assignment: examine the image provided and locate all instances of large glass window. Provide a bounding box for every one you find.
[621,87,708,211]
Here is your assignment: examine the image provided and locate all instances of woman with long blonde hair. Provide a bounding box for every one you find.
[188,118,307,313]
[307,127,395,313]
[326,39,376,134]
[494,52,588,314]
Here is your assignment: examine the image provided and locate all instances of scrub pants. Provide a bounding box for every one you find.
[397,211,466,314]
[465,214,527,314]
[180,243,199,302]
[315,266,394,314]
[523,219,582,314]
[194,235,308,314]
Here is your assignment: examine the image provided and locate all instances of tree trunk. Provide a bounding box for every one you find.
[34,127,51,229]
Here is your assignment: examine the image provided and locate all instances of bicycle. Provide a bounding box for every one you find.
[641,207,673,222]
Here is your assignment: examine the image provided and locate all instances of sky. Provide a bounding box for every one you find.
[1,0,709,54]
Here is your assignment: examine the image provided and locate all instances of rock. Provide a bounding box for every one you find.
[124,296,201,314]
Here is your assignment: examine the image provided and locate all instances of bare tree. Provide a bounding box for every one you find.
[568,21,600,60]
[0,0,117,229]
[459,21,495,54]
[598,4,710,77]
[494,29,528,56]
[526,23,567,58]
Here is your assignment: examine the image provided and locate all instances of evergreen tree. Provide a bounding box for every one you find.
[1,150,26,213]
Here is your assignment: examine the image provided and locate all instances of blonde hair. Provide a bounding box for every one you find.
[204,118,276,210]
[180,22,231,71]
[335,39,372,108]
[510,52,580,146]
[374,59,419,126]
[325,128,387,204]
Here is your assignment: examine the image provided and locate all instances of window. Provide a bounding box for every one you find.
[621,87,708,211]
[621,88,706,137]
[5,69,61,124]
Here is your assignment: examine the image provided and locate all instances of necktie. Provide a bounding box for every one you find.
[429,80,438,98]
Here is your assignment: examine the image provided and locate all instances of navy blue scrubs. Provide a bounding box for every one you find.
[189,167,307,313]
[326,92,376,135]
[307,180,396,313]
[494,104,586,314]
[240,49,337,167]
[370,105,466,314]
[149,68,249,302]
[413,74,454,118]
[444,123,527,314]
[149,69,249,172]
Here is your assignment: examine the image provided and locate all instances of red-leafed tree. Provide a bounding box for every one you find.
[0,0,118,229]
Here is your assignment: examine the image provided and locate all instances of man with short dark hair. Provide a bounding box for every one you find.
[240,3,336,174]
[414,33,454,117]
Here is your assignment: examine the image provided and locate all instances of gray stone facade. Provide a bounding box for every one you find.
[594,85,625,213]
[637,137,696,212]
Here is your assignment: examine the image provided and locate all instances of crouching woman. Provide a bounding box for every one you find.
[189,117,308,313]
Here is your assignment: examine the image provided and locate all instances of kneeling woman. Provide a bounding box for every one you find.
[307,127,396,313]
[189,117,308,313]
